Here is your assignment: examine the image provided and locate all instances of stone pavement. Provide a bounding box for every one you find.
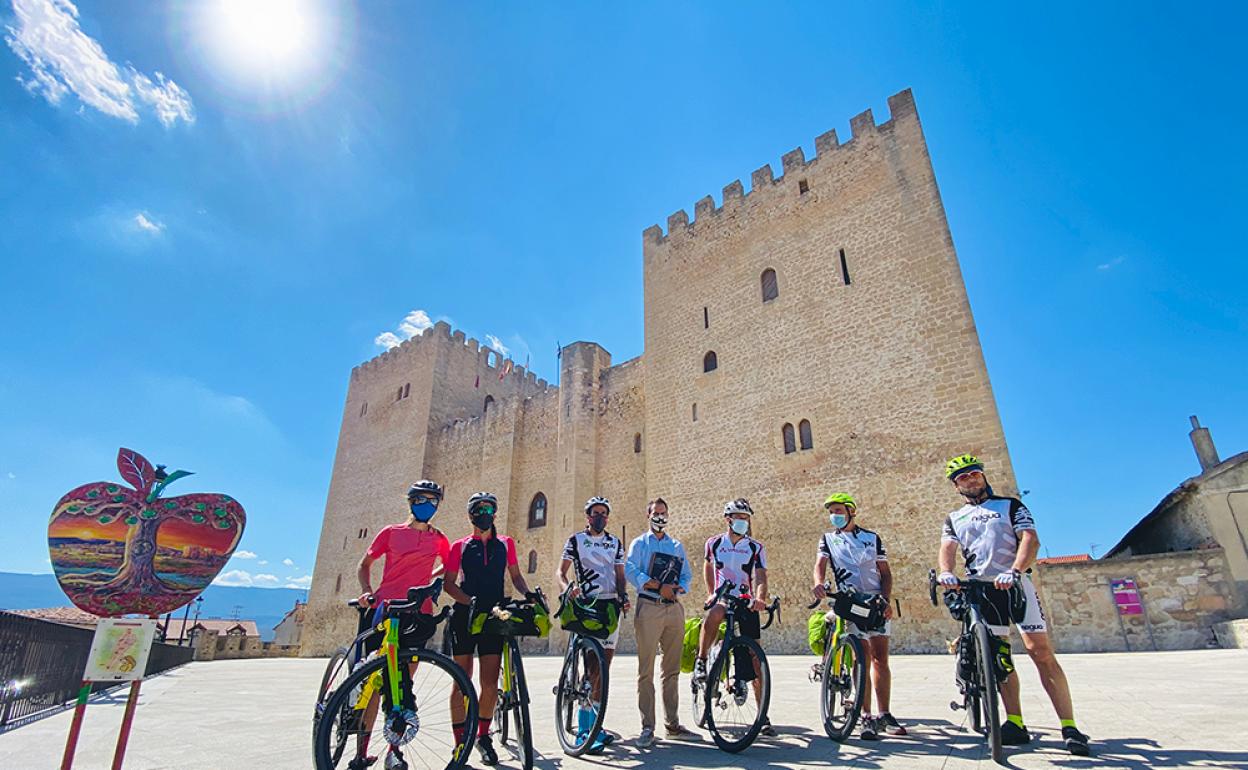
[2,651,1245,769]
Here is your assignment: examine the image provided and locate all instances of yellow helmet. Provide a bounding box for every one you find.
[823,492,857,510]
[945,454,984,480]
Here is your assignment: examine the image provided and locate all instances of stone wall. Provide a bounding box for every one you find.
[305,89,1019,656]
[191,631,301,661]
[1026,548,1239,652]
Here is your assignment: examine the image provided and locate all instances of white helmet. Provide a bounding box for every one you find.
[723,498,753,516]
[584,496,611,514]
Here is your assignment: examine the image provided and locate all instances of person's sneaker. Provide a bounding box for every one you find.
[383,748,408,770]
[476,735,499,766]
[665,723,697,740]
[1062,726,1091,756]
[692,657,708,683]
[635,728,656,748]
[860,716,880,741]
[1001,720,1031,745]
[880,712,907,736]
[347,757,377,770]
[759,718,777,737]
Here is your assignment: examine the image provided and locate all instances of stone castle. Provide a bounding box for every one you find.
[303,88,1018,655]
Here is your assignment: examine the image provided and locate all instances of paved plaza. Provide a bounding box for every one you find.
[2,650,1245,769]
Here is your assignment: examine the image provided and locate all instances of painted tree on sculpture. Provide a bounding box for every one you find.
[49,448,246,616]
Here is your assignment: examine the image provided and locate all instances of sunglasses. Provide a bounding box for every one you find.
[410,494,439,504]
[473,503,497,516]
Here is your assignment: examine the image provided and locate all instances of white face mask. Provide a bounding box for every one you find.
[649,515,667,532]
[730,518,750,536]
[830,513,850,529]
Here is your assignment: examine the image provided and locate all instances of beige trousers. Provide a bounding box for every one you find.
[634,597,685,730]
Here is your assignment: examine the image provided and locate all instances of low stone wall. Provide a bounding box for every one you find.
[191,630,301,661]
[1030,548,1239,652]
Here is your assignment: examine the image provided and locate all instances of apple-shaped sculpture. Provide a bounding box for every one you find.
[48,448,246,617]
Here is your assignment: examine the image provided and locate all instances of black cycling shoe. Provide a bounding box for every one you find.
[1062,726,1091,756]
[759,718,777,737]
[347,756,377,770]
[477,735,499,766]
[1000,721,1031,745]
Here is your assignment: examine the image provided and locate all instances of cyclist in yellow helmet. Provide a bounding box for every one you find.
[937,454,1090,756]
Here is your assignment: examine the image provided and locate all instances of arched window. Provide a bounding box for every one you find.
[761,268,779,302]
[528,492,547,528]
[799,419,813,450]
[703,351,718,373]
[484,395,495,413]
[634,433,642,453]
[782,423,796,454]
[527,550,538,574]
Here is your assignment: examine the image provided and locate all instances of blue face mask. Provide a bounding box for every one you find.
[730,518,750,536]
[830,513,850,529]
[410,500,438,522]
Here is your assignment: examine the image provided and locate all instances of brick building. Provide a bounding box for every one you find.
[304,89,1018,655]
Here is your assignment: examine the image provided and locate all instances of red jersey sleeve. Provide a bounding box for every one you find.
[437,533,451,565]
[365,526,391,560]
[504,536,518,567]
[445,539,464,574]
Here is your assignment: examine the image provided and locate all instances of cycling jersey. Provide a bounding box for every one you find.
[446,534,518,606]
[817,527,887,594]
[704,533,767,596]
[366,524,450,603]
[561,530,625,599]
[941,495,1035,579]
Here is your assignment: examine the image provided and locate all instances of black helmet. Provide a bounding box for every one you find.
[407,480,444,501]
[467,491,498,514]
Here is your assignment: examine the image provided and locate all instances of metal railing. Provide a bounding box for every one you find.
[0,611,194,730]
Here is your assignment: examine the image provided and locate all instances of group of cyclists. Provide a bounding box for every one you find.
[347,453,1091,768]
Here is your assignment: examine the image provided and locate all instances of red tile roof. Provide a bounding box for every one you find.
[10,606,101,627]
[162,617,260,638]
[1036,553,1093,565]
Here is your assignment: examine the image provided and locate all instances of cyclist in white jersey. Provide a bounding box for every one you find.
[937,454,1090,756]
[692,498,774,736]
[557,496,630,752]
[812,492,903,740]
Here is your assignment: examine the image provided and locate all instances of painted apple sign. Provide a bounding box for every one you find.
[48,448,246,617]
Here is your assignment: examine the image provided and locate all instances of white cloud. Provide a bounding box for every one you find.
[484,335,509,357]
[4,0,194,126]
[285,575,312,589]
[216,569,284,588]
[252,573,280,587]
[374,309,434,349]
[282,558,294,567]
[6,472,14,480]
[1097,256,1127,271]
[233,550,257,560]
[133,212,164,234]
[257,560,268,565]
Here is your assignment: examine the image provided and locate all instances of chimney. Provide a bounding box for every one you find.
[1189,415,1221,472]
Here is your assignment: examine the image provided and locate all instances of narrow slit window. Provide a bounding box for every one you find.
[335,574,342,593]
[692,403,698,422]
[527,550,538,574]
[484,395,495,413]
[360,402,368,417]
[782,423,796,454]
[703,306,709,329]
[703,351,718,373]
[396,386,403,401]
[403,383,410,399]
[798,179,809,195]
[761,268,779,302]
[634,433,642,453]
[799,419,813,450]
[839,249,851,286]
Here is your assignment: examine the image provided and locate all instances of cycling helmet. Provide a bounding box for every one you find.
[584,496,611,514]
[467,491,498,513]
[823,492,857,510]
[945,454,985,480]
[723,498,753,516]
[407,479,444,501]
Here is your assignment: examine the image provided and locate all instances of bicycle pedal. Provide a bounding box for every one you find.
[950,700,962,711]
[808,663,824,682]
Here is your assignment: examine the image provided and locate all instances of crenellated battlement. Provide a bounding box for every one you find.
[642,89,919,247]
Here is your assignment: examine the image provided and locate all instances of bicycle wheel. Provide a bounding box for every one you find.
[314,647,479,770]
[314,648,352,764]
[554,634,608,756]
[820,634,865,742]
[704,637,770,753]
[507,638,535,770]
[973,623,1002,762]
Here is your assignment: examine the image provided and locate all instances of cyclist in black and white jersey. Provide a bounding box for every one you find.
[812,492,903,740]
[557,496,630,752]
[937,454,1090,756]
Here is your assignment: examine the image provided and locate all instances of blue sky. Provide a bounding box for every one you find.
[1,1,1245,587]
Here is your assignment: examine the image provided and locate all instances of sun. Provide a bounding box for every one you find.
[213,0,313,73]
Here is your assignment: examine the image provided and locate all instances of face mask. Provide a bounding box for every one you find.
[410,500,438,522]
[830,513,850,529]
[730,518,750,536]
[472,513,495,531]
[649,515,667,532]
[588,515,607,533]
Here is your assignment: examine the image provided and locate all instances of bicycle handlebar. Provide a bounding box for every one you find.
[760,597,782,630]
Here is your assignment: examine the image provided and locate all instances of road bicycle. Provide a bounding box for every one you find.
[689,580,780,753]
[551,562,620,756]
[469,591,548,770]
[804,582,879,742]
[928,569,1023,764]
[313,579,479,770]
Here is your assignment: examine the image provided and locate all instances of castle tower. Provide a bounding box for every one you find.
[640,89,1015,648]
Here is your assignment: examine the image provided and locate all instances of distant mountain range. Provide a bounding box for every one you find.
[0,572,307,641]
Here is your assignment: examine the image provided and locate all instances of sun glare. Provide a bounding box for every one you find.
[214,0,313,72]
